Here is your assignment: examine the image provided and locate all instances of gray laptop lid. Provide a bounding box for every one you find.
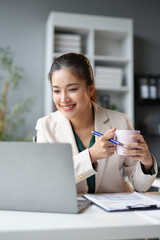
[0,142,82,213]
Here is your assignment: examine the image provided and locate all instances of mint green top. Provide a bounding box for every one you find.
[73,131,95,193]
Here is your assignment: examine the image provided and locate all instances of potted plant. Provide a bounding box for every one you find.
[0,47,35,141]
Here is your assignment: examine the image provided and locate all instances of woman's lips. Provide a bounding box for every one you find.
[61,104,76,111]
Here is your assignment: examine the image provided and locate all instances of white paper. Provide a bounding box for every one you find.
[84,192,160,212]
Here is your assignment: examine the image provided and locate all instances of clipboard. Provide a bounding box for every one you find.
[83,192,160,212]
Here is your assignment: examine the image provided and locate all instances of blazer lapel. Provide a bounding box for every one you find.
[53,111,79,156]
[93,103,113,192]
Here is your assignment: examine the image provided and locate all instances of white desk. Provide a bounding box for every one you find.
[152,178,160,191]
[0,192,160,240]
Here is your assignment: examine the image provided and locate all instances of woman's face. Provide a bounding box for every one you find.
[51,68,93,121]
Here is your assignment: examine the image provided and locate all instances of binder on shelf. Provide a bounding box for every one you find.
[95,77,123,87]
[136,74,160,101]
[54,46,81,53]
[95,66,123,75]
[95,66,123,88]
[54,40,81,47]
[156,75,160,99]
[55,33,81,42]
[137,74,149,100]
[149,75,157,99]
[54,33,81,54]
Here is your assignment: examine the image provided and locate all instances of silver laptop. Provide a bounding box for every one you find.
[0,142,90,213]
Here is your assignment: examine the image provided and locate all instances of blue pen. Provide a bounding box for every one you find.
[92,130,128,149]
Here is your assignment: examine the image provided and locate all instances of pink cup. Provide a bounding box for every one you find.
[115,130,140,155]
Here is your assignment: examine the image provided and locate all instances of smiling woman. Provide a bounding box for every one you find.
[35,53,158,194]
[48,53,95,148]
[51,68,93,126]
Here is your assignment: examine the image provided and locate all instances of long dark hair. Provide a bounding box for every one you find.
[48,53,96,102]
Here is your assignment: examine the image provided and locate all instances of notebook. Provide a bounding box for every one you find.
[0,142,90,213]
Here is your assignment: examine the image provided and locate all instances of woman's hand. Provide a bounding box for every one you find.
[123,134,153,171]
[89,127,117,163]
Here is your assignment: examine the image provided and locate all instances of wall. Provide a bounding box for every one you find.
[0,0,160,139]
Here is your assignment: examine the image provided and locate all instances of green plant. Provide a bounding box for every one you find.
[0,47,35,141]
[110,103,119,111]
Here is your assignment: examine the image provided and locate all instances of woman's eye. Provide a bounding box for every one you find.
[68,88,78,92]
[53,90,60,93]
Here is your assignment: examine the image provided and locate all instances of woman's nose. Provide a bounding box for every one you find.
[61,92,70,102]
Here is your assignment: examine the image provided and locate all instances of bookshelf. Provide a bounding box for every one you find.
[44,11,134,125]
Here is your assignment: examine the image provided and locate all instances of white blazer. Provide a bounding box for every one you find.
[35,103,158,194]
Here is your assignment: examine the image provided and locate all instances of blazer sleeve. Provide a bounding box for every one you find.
[73,149,97,183]
[117,111,158,192]
[35,118,57,143]
[123,155,158,192]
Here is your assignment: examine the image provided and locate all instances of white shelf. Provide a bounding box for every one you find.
[44,11,134,125]
[53,52,91,59]
[94,55,130,65]
[96,86,129,92]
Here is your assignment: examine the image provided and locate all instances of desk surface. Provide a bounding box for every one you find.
[152,178,160,190]
[0,192,160,240]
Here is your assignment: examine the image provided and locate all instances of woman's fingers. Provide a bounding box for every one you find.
[103,127,116,140]
[89,128,117,162]
[122,134,153,168]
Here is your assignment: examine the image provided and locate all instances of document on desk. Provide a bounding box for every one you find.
[84,192,160,212]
